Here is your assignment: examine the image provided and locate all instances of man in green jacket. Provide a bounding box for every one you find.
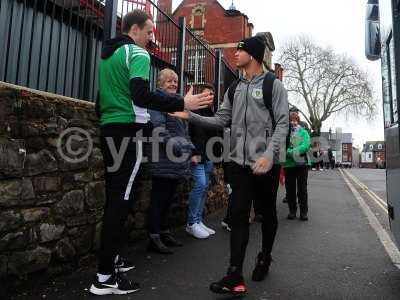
[90,9,213,296]
[284,110,311,221]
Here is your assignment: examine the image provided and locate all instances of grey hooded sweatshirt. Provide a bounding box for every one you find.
[189,72,289,167]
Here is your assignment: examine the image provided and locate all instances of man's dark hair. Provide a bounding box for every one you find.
[122,9,151,33]
[199,83,215,93]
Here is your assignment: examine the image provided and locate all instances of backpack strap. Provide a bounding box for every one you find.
[262,71,277,129]
[227,73,276,128]
[227,78,241,106]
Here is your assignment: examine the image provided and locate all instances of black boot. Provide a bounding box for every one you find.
[160,232,183,247]
[287,211,296,220]
[253,214,264,223]
[252,252,272,282]
[300,212,308,221]
[147,236,174,254]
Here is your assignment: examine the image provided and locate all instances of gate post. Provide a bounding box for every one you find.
[177,17,186,95]
[104,0,118,41]
[213,49,222,110]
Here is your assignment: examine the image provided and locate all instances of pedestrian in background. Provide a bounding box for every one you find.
[284,110,311,221]
[147,69,193,254]
[328,148,335,169]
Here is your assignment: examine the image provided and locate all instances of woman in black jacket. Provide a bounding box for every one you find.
[147,69,194,254]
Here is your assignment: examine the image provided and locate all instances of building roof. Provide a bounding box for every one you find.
[320,131,353,151]
[341,133,353,144]
[362,141,385,152]
[173,0,250,21]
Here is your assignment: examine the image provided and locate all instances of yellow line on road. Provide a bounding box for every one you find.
[346,171,387,208]
[339,168,400,268]
[342,169,388,211]
[343,170,387,211]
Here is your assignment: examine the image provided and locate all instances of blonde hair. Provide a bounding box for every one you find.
[262,48,273,72]
[255,32,275,72]
[157,68,178,88]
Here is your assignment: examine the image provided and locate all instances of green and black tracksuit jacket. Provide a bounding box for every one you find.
[96,35,184,274]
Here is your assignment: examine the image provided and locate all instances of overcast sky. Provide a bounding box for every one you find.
[172,0,384,149]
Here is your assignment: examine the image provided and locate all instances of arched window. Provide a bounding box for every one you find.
[191,5,205,30]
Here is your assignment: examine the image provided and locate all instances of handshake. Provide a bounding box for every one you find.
[173,87,214,119]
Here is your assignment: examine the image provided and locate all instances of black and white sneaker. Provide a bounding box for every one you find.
[89,272,140,296]
[115,256,135,273]
[221,219,231,232]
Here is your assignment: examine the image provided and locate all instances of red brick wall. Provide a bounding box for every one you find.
[157,0,172,15]
[171,0,252,69]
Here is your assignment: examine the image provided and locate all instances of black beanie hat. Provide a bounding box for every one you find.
[237,36,266,64]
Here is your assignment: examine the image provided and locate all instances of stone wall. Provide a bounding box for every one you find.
[0,82,228,279]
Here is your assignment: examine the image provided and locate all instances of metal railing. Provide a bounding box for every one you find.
[0,0,106,102]
[0,0,237,104]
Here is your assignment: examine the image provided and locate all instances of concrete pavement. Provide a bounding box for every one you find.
[10,169,400,300]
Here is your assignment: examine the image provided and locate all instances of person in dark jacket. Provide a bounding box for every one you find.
[186,84,219,239]
[147,69,194,254]
[328,148,335,169]
[284,110,311,221]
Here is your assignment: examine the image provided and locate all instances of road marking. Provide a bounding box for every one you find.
[342,170,384,203]
[344,170,387,208]
[343,169,388,210]
[339,169,400,269]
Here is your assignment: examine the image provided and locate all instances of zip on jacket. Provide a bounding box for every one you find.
[189,72,289,167]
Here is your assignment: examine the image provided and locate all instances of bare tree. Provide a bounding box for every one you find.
[278,36,376,135]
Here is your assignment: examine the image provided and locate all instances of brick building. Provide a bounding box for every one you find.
[157,0,253,69]
[360,141,386,168]
[320,128,353,167]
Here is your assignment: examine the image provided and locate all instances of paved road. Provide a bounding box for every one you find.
[347,168,387,201]
[346,168,392,239]
[10,169,400,300]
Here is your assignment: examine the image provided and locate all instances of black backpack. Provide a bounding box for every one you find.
[227,71,277,128]
[227,71,291,150]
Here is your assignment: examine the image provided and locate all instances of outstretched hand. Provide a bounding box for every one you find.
[252,157,272,175]
[169,110,189,119]
[183,86,213,111]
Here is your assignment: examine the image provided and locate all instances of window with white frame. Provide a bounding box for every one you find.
[170,50,177,66]
[378,143,383,149]
[187,48,206,84]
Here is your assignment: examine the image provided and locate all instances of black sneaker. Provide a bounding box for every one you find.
[252,252,272,282]
[221,218,231,232]
[89,272,140,296]
[161,232,183,247]
[209,269,246,295]
[287,212,296,220]
[115,256,135,273]
[300,213,308,221]
[148,236,174,254]
[253,214,264,223]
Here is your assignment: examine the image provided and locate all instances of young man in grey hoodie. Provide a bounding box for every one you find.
[172,36,289,295]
